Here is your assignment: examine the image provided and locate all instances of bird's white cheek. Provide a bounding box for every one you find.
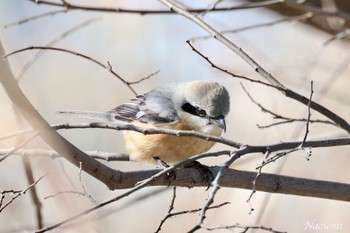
[187,116,223,136]
[200,123,223,136]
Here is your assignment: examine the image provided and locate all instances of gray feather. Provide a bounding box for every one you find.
[109,88,179,125]
[57,110,120,123]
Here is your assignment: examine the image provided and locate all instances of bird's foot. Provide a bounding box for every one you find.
[153,156,176,184]
[184,161,214,190]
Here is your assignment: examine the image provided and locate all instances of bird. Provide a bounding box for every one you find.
[58,80,230,165]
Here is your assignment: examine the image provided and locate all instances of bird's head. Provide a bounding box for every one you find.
[176,81,230,135]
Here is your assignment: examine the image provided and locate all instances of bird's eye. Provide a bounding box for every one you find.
[196,108,207,117]
[182,103,207,118]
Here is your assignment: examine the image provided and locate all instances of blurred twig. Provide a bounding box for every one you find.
[4,9,68,28]
[192,13,313,41]
[0,148,129,161]
[14,17,101,82]
[0,174,47,212]
[28,0,282,14]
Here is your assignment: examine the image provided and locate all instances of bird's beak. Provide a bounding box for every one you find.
[212,116,226,132]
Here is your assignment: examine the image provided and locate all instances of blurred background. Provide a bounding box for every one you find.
[0,0,349,232]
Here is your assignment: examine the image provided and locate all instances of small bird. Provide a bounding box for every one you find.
[59,80,230,165]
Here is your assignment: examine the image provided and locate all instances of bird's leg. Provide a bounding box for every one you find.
[183,161,214,190]
[153,156,176,183]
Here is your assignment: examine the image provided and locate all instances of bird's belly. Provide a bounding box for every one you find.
[124,122,219,164]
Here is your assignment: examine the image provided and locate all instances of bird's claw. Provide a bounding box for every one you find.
[153,156,176,186]
[184,161,214,190]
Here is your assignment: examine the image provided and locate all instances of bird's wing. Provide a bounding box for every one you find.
[109,88,179,125]
[57,110,118,122]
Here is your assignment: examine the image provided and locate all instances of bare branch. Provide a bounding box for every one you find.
[324,28,350,45]
[301,81,314,147]
[28,0,282,14]
[0,174,47,212]
[186,41,278,89]
[0,42,123,190]
[202,224,286,233]
[155,186,177,233]
[0,132,38,163]
[126,69,160,85]
[0,148,129,161]
[79,162,97,204]
[44,190,91,200]
[14,17,101,82]
[3,46,138,95]
[189,149,245,232]
[192,13,313,41]
[241,83,336,130]
[247,149,272,215]
[4,9,68,28]
[156,201,230,233]
[160,0,350,133]
[54,122,350,152]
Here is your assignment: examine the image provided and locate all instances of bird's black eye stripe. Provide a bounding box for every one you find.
[181,103,207,118]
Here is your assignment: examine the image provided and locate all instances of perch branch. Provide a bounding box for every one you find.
[160,0,350,133]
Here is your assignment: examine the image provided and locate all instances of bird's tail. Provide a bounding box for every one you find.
[57,110,118,123]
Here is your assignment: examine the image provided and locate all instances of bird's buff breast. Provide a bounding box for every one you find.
[124,121,220,164]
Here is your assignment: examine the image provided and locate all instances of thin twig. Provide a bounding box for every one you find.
[156,202,230,233]
[188,148,248,232]
[202,224,286,233]
[28,0,283,14]
[0,148,129,161]
[0,174,47,212]
[155,186,177,233]
[44,190,91,200]
[186,41,278,89]
[4,9,68,28]
[0,132,38,163]
[324,29,350,45]
[247,149,271,215]
[79,162,97,204]
[241,83,336,128]
[301,81,314,147]
[15,17,101,82]
[127,70,160,85]
[192,13,313,41]
[2,46,138,95]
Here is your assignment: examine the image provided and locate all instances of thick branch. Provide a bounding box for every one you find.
[113,167,350,202]
[0,43,121,190]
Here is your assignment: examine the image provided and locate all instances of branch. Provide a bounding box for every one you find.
[241,83,337,128]
[34,157,350,232]
[4,9,68,28]
[13,17,101,82]
[0,148,129,161]
[53,122,350,152]
[0,42,122,190]
[28,0,283,14]
[160,0,350,133]
[2,46,138,95]
[3,120,350,159]
[202,224,286,233]
[0,174,46,212]
[192,13,313,41]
